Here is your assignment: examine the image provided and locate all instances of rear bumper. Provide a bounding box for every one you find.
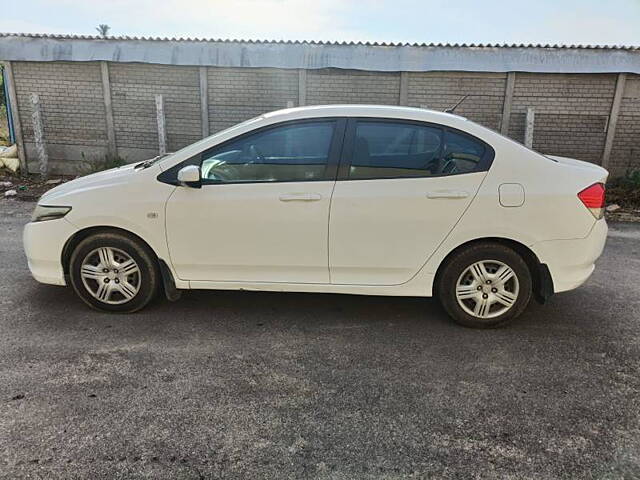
[23,218,77,286]
[530,219,607,293]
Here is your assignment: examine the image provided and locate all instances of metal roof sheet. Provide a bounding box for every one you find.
[1,32,638,49]
[1,33,639,73]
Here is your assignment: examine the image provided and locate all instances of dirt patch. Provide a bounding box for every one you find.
[606,208,640,223]
[606,178,640,223]
[1,172,74,201]
[608,185,640,210]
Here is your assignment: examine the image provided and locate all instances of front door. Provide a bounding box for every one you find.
[165,119,344,283]
[329,119,491,285]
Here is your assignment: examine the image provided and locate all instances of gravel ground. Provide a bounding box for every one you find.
[1,200,639,479]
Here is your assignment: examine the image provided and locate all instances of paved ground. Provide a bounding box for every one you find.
[1,200,639,479]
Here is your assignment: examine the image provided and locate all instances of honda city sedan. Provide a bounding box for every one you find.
[23,105,608,327]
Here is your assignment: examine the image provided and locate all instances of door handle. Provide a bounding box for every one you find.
[279,193,322,202]
[426,190,470,199]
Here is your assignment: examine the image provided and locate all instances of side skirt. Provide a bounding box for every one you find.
[187,273,436,297]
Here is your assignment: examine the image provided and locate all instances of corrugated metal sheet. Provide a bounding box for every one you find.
[1,33,639,73]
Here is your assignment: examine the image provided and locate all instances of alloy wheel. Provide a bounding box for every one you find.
[455,260,520,319]
[79,247,141,305]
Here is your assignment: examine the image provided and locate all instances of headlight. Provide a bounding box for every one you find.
[31,205,72,223]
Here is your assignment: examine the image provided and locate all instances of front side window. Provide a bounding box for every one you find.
[349,121,487,179]
[200,121,335,183]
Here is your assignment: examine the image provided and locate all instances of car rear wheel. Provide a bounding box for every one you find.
[69,232,160,312]
[436,243,532,328]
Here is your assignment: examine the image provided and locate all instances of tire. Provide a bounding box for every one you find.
[436,242,532,328]
[69,232,160,313]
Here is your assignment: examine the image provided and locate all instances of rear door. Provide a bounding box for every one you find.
[329,118,492,285]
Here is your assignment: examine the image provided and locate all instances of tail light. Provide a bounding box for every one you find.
[577,183,606,219]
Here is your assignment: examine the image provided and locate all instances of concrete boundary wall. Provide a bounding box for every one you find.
[2,53,640,175]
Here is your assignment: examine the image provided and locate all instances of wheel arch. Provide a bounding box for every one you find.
[61,226,159,276]
[433,237,554,304]
[61,225,182,301]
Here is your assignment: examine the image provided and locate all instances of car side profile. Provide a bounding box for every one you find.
[23,105,608,327]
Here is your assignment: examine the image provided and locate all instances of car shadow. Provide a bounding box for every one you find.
[25,282,460,332]
[19,273,617,343]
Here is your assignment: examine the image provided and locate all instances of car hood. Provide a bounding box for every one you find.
[39,163,143,204]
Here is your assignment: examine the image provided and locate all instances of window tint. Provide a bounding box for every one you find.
[349,121,487,179]
[350,122,443,179]
[441,130,486,175]
[200,121,335,183]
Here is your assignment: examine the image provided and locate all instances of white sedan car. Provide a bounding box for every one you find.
[24,105,608,327]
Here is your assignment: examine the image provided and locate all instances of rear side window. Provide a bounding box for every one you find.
[442,130,486,175]
[349,120,489,179]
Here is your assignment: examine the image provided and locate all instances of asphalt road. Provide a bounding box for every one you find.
[1,200,639,479]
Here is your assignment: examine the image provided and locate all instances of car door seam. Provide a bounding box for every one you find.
[327,118,348,284]
[162,185,184,282]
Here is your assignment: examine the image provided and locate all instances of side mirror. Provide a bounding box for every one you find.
[177,165,201,188]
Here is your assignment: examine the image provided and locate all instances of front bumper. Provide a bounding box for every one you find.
[23,218,78,286]
[530,219,608,293]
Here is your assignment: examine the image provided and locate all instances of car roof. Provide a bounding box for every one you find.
[262,104,469,125]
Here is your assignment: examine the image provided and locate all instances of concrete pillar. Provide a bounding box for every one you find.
[500,72,516,135]
[199,67,209,138]
[602,73,626,170]
[155,95,167,155]
[30,93,48,178]
[100,61,117,158]
[524,107,535,149]
[298,69,307,106]
[3,61,27,175]
[399,72,409,106]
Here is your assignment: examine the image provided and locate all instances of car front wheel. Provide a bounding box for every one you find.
[436,243,532,328]
[69,232,160,312]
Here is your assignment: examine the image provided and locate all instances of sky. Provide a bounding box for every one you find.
[1,0,639,46]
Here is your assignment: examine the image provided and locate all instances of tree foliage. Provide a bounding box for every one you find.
[96,24,111,37]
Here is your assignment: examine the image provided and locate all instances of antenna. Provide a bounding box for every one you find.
[444,95,468,114]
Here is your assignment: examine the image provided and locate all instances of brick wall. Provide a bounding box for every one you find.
[9,61,639,176]
[307,69,400,105]
[12,61,107,172]
[109,63,201,154]
[610,74,640,174]
[207,67,298,132]
[509,73,617,163]
[407,72,506,131]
